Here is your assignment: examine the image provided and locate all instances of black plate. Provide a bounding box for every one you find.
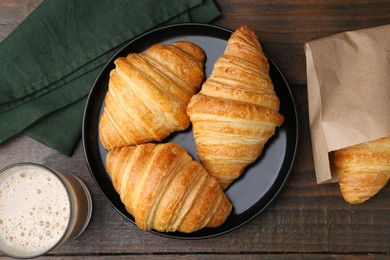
[82,23,298,239]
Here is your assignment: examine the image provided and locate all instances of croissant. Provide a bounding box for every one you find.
[106,142,232,233]
[99,41,205,150]
[333,137,390,204]
[187,25,284,189]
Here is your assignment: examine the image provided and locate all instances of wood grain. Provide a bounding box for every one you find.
[214,0,390,85]
[0,88,388,256]
[0,0,389,257]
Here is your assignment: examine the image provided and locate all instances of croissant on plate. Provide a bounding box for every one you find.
[106,142,232,233]
[187,25,284,189]
[333,137,390,204]
[99,41,206,150]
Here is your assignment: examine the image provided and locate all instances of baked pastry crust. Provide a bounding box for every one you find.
[106,142,232,233]
[99,41,205,150]
[333,137,390,204]
[187,25,284,189]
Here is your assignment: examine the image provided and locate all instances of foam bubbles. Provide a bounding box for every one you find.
[0,167,71,254]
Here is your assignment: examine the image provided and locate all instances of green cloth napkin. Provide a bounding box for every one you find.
[0,0,221,156]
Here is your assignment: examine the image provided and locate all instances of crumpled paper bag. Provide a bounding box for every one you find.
[305,24,390,183]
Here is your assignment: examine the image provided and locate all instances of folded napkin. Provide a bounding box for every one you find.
[0,0,221,155]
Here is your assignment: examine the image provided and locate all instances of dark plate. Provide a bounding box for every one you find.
[82,23,298,239]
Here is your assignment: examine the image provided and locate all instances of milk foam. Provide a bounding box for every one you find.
[0,167,70,254]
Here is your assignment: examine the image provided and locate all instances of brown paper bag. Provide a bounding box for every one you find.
[305,24,390,184]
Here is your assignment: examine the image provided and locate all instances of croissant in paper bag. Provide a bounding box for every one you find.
[99,41,205,150]
[106,143,232,233]
[333,137,390,204]
[187,25,284,189]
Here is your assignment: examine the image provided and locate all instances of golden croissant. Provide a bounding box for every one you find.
[106,142,232,233]
[187,25,284,189]
[333,137,390,204]
[99,41,205,150]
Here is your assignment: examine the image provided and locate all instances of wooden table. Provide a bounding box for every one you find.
[1,0,389,258]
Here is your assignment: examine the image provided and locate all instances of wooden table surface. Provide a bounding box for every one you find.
[1,0,389,259]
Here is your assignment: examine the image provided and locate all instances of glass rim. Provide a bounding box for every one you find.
[0,162,72,259]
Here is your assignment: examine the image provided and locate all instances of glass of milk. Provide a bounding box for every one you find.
[0,163,92,258]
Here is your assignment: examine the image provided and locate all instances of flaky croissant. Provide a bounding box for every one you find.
[187,25,284,189]
[99,41,205,150]
[106,143,232,233]
[333,137,390,204]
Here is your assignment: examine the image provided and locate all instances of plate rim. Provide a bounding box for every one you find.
[82,22,299,239]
